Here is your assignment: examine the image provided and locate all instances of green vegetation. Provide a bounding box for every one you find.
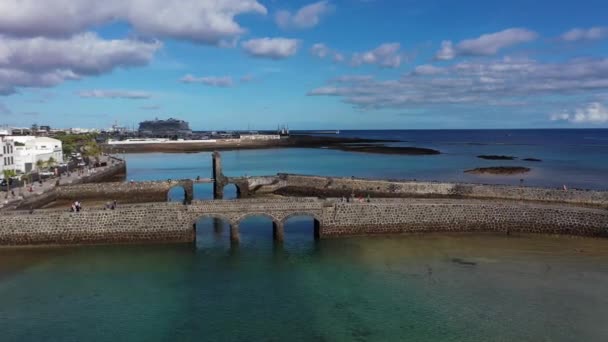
[47,157,56,167]
[2,169,17,180]
[82,141,103,162]
[54,133,99,156]
[35,159,45,171]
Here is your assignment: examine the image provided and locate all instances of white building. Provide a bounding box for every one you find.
[9,136,63,173]
[0,137,16,178]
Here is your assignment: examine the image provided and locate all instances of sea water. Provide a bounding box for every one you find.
[1,129,608,341]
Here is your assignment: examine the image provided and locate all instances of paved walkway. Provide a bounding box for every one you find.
[1,156,116,209]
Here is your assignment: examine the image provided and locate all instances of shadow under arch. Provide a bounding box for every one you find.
[192,214,239,246]
[237,213,283,242]
[281,213,322,241]
[222,183,242,200]
[167,185,187,203]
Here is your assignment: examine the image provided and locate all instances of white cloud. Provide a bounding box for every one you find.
[78,89,152,99]
[551,102,608,123]
[412,64,445,76]
[311,43,330,58]
[352,43,403,68]
[435,28,538,60]
[308,57,608,110]
[0,0,267,45]
[276,1,333,29]
[0,32,160,95]
[242,38,299,59]
[0,33,160,75]
[310,42,343,62]
[435,41,455,60]
[180,75,234,87]
[560,27,608,42]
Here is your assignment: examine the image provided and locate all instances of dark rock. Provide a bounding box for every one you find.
[465,166,531,175]
[477,155,516,160]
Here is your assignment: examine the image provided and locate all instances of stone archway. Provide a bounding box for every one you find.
[222,184,242,200]
[192,214,238,243]
[236,213,283,242]
[281,213,322,240]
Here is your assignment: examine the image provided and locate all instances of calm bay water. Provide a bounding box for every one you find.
[2,129,608,341]
[125,129,608,197]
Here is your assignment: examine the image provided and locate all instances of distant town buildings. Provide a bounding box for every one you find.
[0,136,16,177]
[138,118,192,137]
[0,136,64,174]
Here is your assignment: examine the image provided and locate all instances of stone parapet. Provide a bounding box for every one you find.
[245,174,608,207]
[0,198,606,246]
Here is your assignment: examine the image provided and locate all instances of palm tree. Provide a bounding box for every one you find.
[35,159,45,171]
[35,159,45,182]
[2,170,16,197]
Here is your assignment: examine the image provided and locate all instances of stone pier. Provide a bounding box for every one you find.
[0,198,606,246]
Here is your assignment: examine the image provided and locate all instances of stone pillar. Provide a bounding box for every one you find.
[212,152,226,200]
[313,219,321,240]
[230,224,240,243]
[273,221,284,242]
[183,180,194,204]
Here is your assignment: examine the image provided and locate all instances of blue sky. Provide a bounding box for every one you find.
[0,0,607,130]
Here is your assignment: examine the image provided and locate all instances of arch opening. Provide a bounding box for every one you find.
[237,214,282,246]
[193,215,236,249]
[282,214,321,243]
[222,184,241,200]
[167,185,187,203]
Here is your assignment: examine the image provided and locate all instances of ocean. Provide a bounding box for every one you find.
[1,129,608,341]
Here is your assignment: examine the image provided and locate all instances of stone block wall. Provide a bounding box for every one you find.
[55,179,194,203]
[320,199,608,237]
[1,198,606,246]
[0,202,193,246]
[246,174,608,207]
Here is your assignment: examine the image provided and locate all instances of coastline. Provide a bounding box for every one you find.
[103,135,440,155]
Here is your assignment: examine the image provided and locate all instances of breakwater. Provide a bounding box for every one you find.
[241,174,608,208]
[1,198,606,246]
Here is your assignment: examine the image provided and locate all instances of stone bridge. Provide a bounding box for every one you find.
[1,198,607,246]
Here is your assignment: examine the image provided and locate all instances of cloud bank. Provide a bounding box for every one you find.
[78,89,152,99]
[180,75,234,87]
[435,28,538,60]
[276,1,333,29]
[242,38,299,59]
[0,0,267,44]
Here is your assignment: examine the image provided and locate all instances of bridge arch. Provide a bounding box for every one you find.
[167,185,187,203]
[281,212,322,240]
[166,180,194,204]
[191,214,238,243]
[222,183,242,200]
[237,213,284,242]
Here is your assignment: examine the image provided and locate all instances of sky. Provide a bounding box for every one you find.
[0,0,607,130]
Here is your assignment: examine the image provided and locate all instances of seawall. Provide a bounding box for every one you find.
[13,158,127,210]
[1,198,606,246]
[244,174,608,208]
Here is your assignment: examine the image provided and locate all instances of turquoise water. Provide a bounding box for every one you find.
[2,130,608,341]
[2,230,608,341]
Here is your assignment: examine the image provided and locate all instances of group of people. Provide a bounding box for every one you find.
[70,201,82,212]
[105,200,118,210]
[340,194,371,203]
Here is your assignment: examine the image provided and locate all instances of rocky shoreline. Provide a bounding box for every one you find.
[465,166,531,175]
[103,135,441,155]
